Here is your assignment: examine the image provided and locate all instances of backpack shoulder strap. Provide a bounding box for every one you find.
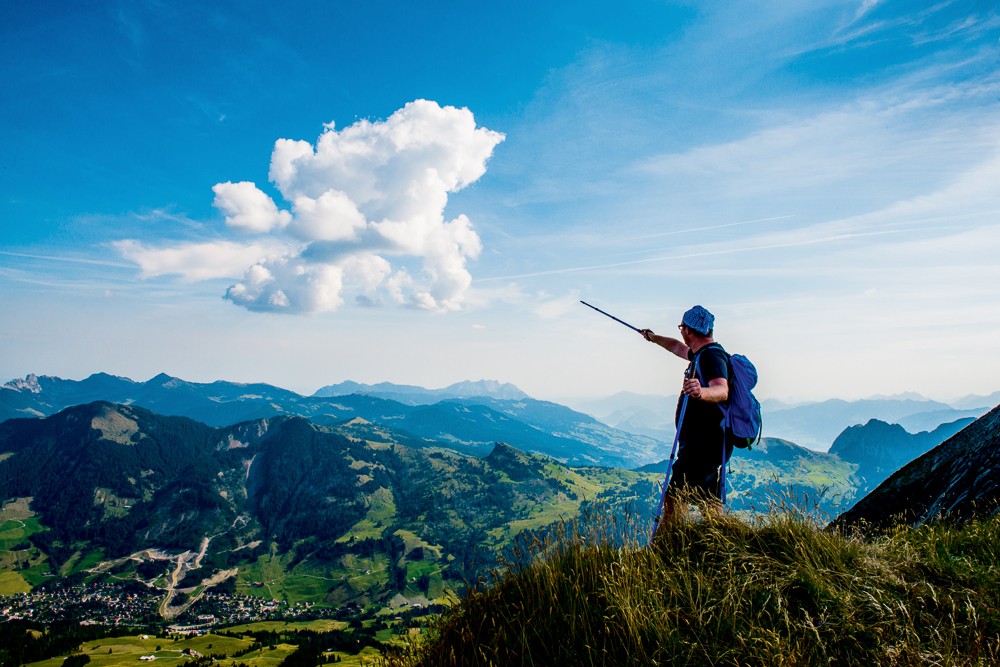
[692,343,731,383]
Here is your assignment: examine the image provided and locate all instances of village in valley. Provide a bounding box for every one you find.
[0,581,328,629]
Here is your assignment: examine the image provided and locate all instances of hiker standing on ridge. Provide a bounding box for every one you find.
[639,305,732,536]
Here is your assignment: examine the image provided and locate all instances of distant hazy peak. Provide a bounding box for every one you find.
[147,372,180,385]
[3,372,137,393]
[3,373,45,392]
[866,392,930,401]
[312,379,529,401]
[441,380,528,399]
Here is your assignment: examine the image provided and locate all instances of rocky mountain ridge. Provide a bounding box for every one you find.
[834,404,1000,530]
[829,417,975,496]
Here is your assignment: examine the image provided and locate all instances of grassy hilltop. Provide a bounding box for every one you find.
[389,506,1000,666]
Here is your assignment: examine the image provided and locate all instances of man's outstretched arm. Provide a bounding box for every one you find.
[638,328,689,360]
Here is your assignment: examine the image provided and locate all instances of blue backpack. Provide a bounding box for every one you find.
[723,352,762,449]
[695,345,762,450]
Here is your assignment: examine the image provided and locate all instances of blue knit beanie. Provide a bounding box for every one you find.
[682,305,714,336]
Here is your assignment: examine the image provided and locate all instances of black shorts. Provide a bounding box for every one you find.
[666,457,725,500]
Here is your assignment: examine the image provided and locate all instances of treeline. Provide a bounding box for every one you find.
[0,622,391,667]
[0,620,154,667]
[221,626,381,662]
[180,658,249,667]
[248,419,369,545]
[266,433,537,586]
[0,403,223,556]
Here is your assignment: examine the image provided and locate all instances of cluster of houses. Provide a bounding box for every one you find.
[188,591,328,625]
[1,583,338,627]
[0,582,160,625]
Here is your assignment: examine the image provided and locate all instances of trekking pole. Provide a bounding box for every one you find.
[720,419,729,507]
[579,301,640,332]
[653,369,691,541]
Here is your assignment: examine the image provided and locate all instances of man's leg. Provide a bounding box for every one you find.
[653,493,683,539]
[654,466,723,539]
[696,465,725,519]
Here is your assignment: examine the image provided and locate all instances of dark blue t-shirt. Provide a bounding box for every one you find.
[675,343,729,465]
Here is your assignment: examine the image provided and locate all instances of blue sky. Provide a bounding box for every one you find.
[2,0,999,404]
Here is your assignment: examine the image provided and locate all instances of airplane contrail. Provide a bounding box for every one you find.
[623,214,795,241]
[0,250,133,268]
[473,228,909,283]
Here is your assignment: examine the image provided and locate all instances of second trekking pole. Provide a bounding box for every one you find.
[652,368,691,541]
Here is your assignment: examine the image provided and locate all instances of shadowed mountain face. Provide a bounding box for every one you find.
[0,402,354,554]
[834,405,1000,531]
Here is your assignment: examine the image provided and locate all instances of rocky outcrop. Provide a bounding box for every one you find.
[830,417,974,495]
[833,404,1000,531]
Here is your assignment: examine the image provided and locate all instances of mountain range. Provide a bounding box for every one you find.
[762,398,989,451]
[2,372,984,498]
[0,373,664,469]
[1,369,997,617]
[7,373,993,456]
[565,390,993,451]
[3,372,986,492]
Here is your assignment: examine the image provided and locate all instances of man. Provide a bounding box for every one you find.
[639,305,732,534]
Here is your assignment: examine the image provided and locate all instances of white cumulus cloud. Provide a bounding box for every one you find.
[117,100,504,314]
[289,190,366,242]
[245,99,503,313]
[212,181,292,234]
[225,257,345,313]
[113,239,287,282]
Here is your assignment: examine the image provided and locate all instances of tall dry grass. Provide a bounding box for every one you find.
[385,497,1000,666]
